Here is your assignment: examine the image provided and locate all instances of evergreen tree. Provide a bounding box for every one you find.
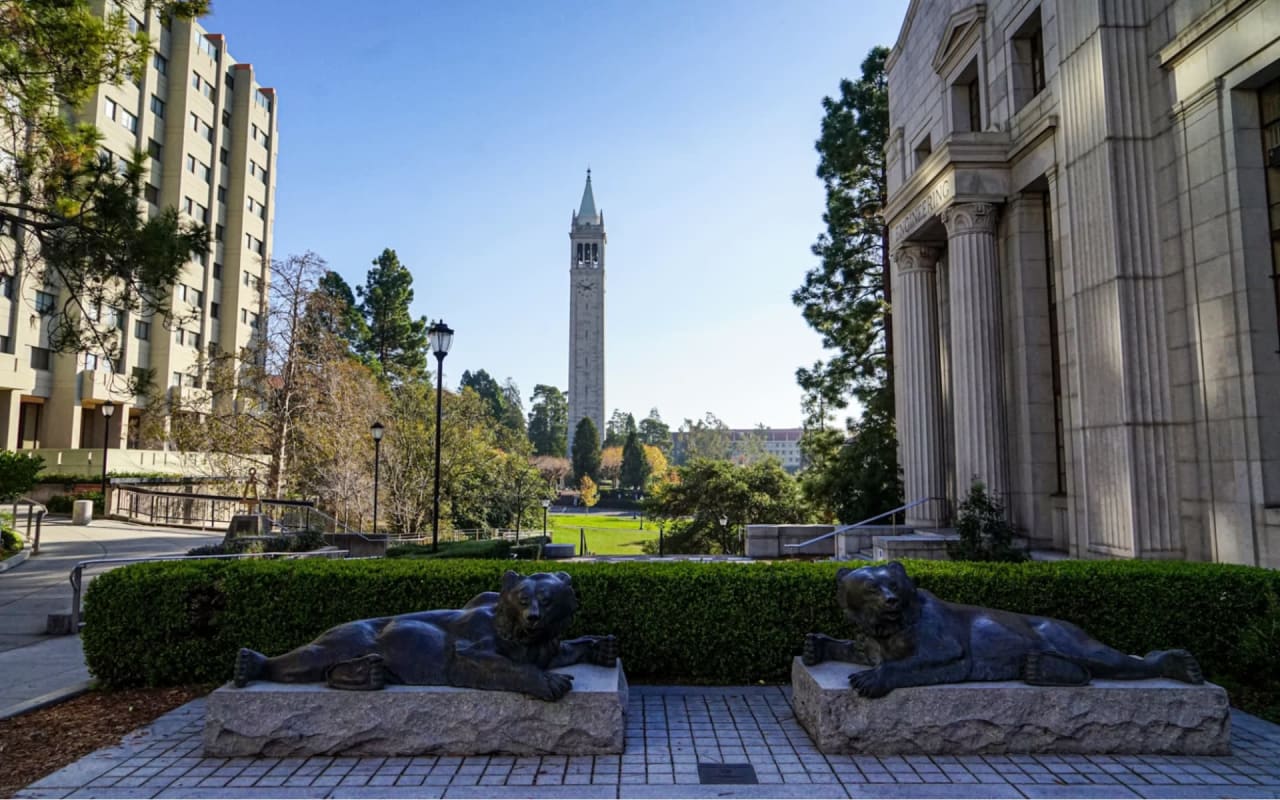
[571,417,601,483]
[460,369,504,418]
[355,248,429,381]
[620,431,650,491]
[792,47,901,521]
[315,271,368,356]
[638,408,671,453]
[603,409,636,448]
[527,384,568,456]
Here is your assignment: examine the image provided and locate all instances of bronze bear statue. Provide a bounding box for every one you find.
[234,570,618,701]
[804,562,1203,698]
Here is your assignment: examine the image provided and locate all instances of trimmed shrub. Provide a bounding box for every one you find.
[81,559,1280,720]
[1,527,22,552]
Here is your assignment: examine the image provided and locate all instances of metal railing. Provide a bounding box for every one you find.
[7,497,48,555]
[110,485,355,534]
[51,549,349,634]
[785,497,930,551]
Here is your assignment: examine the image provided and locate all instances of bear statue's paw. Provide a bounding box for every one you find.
[1149,650,1204,685]
[802,633,828,666]
[325,654,386,691]
[1024,650,1091,686]
[849,666,892,698]
[533,670,574,702]
[234,648,266,688]
[592,635,619,667]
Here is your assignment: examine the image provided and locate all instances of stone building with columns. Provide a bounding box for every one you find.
[885,0,1280,566]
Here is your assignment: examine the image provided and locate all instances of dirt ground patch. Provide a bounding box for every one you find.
[0,685,208,797]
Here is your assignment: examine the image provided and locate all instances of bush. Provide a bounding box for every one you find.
[187,531,325,557]
[47,491,105,515]
[947,482,1026,562]
[81,559,1280,721]
[1,527,23,552]
[386,536,550,561]
[0,451,44,501]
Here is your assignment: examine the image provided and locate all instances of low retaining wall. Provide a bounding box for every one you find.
[745,525,835,558]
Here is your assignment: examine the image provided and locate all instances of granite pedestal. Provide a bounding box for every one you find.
[791,657,1230,755]
[204,661,627,757]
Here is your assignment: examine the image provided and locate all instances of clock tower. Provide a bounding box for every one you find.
[568,170,606,453]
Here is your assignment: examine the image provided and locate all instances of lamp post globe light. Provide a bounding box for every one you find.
[542,497,551,538]
[100,400,116,503]
[371,422,384,534]
[428,321,454,553]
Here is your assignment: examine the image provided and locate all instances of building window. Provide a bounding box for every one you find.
[196,202,208,224]
[183,196,194,215]
[153,51,167,74]
[121,109,138,133]
[83,352,98,371]
[220,147,229,165]
[210,302,219,319]
[30,346,50,371]
[0,335,9,354]
[143,183,159,204]
[1011,8,1046,113]
[0,274,11,299]
[215,223,224,241]
[240,307,248,323]
[225,70,235,90]
[222,109,231,127]
[34,290,55,314]
[216,185,226,202]
[104,97,117,121]
[191,332,202,349]
[1262,77,1280,351]
[255,89,272,112]
[150,95,165,118]
[913,134,932,170]
[175,328,184,345]
[134,319,150,340]
[213,263,222,280]
[197,34,218,61]
[131,366,148,386]
[147,139,162,159]
[172,371,183,388]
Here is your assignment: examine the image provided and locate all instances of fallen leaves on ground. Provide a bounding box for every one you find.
[0,685,209,796]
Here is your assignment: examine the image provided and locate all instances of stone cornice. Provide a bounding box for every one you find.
[885,0,922,74]
[892,245,942,273]
[885,131,1010,224]
[1158,0,1262,68]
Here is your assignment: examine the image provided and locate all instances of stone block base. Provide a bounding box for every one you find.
[204,662,628,757]
[791,658,1230,754]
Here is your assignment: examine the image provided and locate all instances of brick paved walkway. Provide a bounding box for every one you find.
[17,686,1280,799]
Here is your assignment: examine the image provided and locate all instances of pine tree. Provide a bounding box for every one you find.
[356,248,429,381]
[620,431,650,491]
[792,46,902,521]
[528,385,569,456]
[571,417,601,483]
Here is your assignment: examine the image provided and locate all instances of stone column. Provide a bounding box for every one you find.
[892,246,948,527]
[942,202,1010,502]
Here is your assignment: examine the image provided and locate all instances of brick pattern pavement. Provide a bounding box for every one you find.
[16,686,1280,799]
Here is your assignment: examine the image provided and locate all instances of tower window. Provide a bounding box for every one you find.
[591,243,599,264]
[576,243,584,264]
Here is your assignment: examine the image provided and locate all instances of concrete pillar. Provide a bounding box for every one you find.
[0,390,20,451]
[891,245,949,527]
[942,202,1010,502]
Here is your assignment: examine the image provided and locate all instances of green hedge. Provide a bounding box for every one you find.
[82,559,1280,719]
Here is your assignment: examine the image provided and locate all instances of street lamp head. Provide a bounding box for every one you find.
[371,421,385,442]
[102,400,116,418]
[719,515,728,527]
[428,320,454,359]
[542,498,551,509]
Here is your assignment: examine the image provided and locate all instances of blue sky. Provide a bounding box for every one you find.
[203,0,908,430]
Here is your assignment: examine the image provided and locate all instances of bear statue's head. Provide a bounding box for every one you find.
[835,561,920,639]
[495,570,579,645]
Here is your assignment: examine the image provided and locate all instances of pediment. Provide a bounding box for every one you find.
[932,4,986,75]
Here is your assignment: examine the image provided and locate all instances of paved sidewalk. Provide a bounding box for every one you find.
[0,518,221,717]
[17,686,1280,799]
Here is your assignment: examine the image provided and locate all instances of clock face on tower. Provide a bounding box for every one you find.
[575,278,594,294]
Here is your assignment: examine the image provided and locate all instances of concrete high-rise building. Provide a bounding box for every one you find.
[885,0,1279,566]
[0,3,277,461]
[568,171,606,452]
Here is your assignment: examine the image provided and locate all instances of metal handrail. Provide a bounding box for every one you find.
[784,497,931,550]
[7,497,48,556]
[59,549,348,633]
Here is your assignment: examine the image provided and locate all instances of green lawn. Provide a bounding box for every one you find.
[528,512,659,555]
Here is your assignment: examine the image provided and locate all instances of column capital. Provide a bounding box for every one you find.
[891,245,942,274]
[942,202,999,236]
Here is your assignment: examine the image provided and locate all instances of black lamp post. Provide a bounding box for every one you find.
[371,421,384,534]
[428,320,454,553]
[100,400,115,502]
[542,497,551,539]
[720,514,730,554]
